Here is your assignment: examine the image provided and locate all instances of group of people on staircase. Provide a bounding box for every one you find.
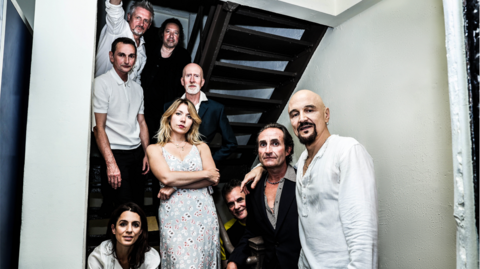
[88,0,378,268]
[90,0,233,268]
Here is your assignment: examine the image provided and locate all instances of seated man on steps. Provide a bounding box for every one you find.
[228,123,301,269]
[221,179,248,269]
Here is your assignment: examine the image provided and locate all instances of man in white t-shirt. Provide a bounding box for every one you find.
[95,0,154,84]
[242,90,378,268]
[93,37,150,215]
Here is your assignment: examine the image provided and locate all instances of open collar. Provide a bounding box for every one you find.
[109,68,130,87]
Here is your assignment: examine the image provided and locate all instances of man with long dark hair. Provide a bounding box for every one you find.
[141,17,191,145]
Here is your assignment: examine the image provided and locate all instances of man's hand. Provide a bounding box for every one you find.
[142,155,150,175]
[158,187,176,200]
[107,162,122,189]
[206,168,220,186]
[226,262,238,269]
[240,166,265,194]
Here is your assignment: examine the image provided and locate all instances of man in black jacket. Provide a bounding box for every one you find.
[164,63,237,162]
[227,123,301,269]
[141,18,191,144]
[141,18,191,212]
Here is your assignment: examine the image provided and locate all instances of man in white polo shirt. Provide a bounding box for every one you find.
[95,0,154,84]
[93,37,150,215]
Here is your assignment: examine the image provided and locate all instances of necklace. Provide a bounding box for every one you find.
[267,178,284,185]
[171,140,186,151]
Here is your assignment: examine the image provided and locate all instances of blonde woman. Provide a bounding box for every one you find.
[146,98,220,268]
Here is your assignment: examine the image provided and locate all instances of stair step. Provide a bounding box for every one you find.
[230,122,265,134]
[223,25,312,56]
[88,205,158,220]
[217,163,253,182]
[230,6,310,29]
[206,92,282,111]
[210,76,278,89]
[218,44,294,61]
[210,144,256,153]
[213,61,295,85]
[216,158,256,166]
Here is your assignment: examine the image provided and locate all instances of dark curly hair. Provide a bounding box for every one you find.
[107,202,151,269]
[256,123,294,165]
[222,178,243,202]
[158,18,185,48]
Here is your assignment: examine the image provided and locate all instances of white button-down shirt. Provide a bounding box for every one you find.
[296,134,378,269]
[181,91,208,112]
[93,68,144,150]
[95,0,146,84]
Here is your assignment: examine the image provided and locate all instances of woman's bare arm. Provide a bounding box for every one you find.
[147,144,219,187]
[179,143,220,188]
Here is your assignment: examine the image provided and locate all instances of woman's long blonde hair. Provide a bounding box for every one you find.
[155,98,203,146]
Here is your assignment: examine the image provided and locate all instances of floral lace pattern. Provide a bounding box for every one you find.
[159,145,220,268]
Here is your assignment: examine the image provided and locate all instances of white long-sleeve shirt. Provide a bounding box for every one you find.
[95,0,146,84]
[88,240,160,269]
[296,134,378,269]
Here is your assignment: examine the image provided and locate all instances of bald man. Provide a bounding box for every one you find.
[164,63,237,161]
[243,90,377,268]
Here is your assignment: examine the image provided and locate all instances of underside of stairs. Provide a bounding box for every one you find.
[195,1,328,181]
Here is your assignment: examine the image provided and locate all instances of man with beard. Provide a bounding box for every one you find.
[141,18,191,145]
[242,90,378,268]
[95,0,154,84]
[227,123,301,269]
[164,63,237,162]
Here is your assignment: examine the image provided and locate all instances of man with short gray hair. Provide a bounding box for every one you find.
[95,0,154,84]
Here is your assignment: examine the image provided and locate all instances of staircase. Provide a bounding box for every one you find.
[193,1,328,181]
[86,0,328,261]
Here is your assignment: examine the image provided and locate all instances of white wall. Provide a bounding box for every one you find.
[276,0,456,267]
[18,0,97,267]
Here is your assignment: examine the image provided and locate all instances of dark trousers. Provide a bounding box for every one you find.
[100,146,145,215]
[151,172,161,211]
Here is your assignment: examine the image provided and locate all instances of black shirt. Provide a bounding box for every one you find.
[141,28,191,143]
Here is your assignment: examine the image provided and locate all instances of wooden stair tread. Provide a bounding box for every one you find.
[219,44,294,61]
[206,92,282,110]
[223,25,312,56]
[210,76,279,88]
[231,6,310,29]
[230,122,265,134]
[213,61,296,85]
[210,144,256,151]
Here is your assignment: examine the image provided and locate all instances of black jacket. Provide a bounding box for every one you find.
[141,27,191,143]
[229,167,301,269]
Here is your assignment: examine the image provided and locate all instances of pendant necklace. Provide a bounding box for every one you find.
[172,140,186,151]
